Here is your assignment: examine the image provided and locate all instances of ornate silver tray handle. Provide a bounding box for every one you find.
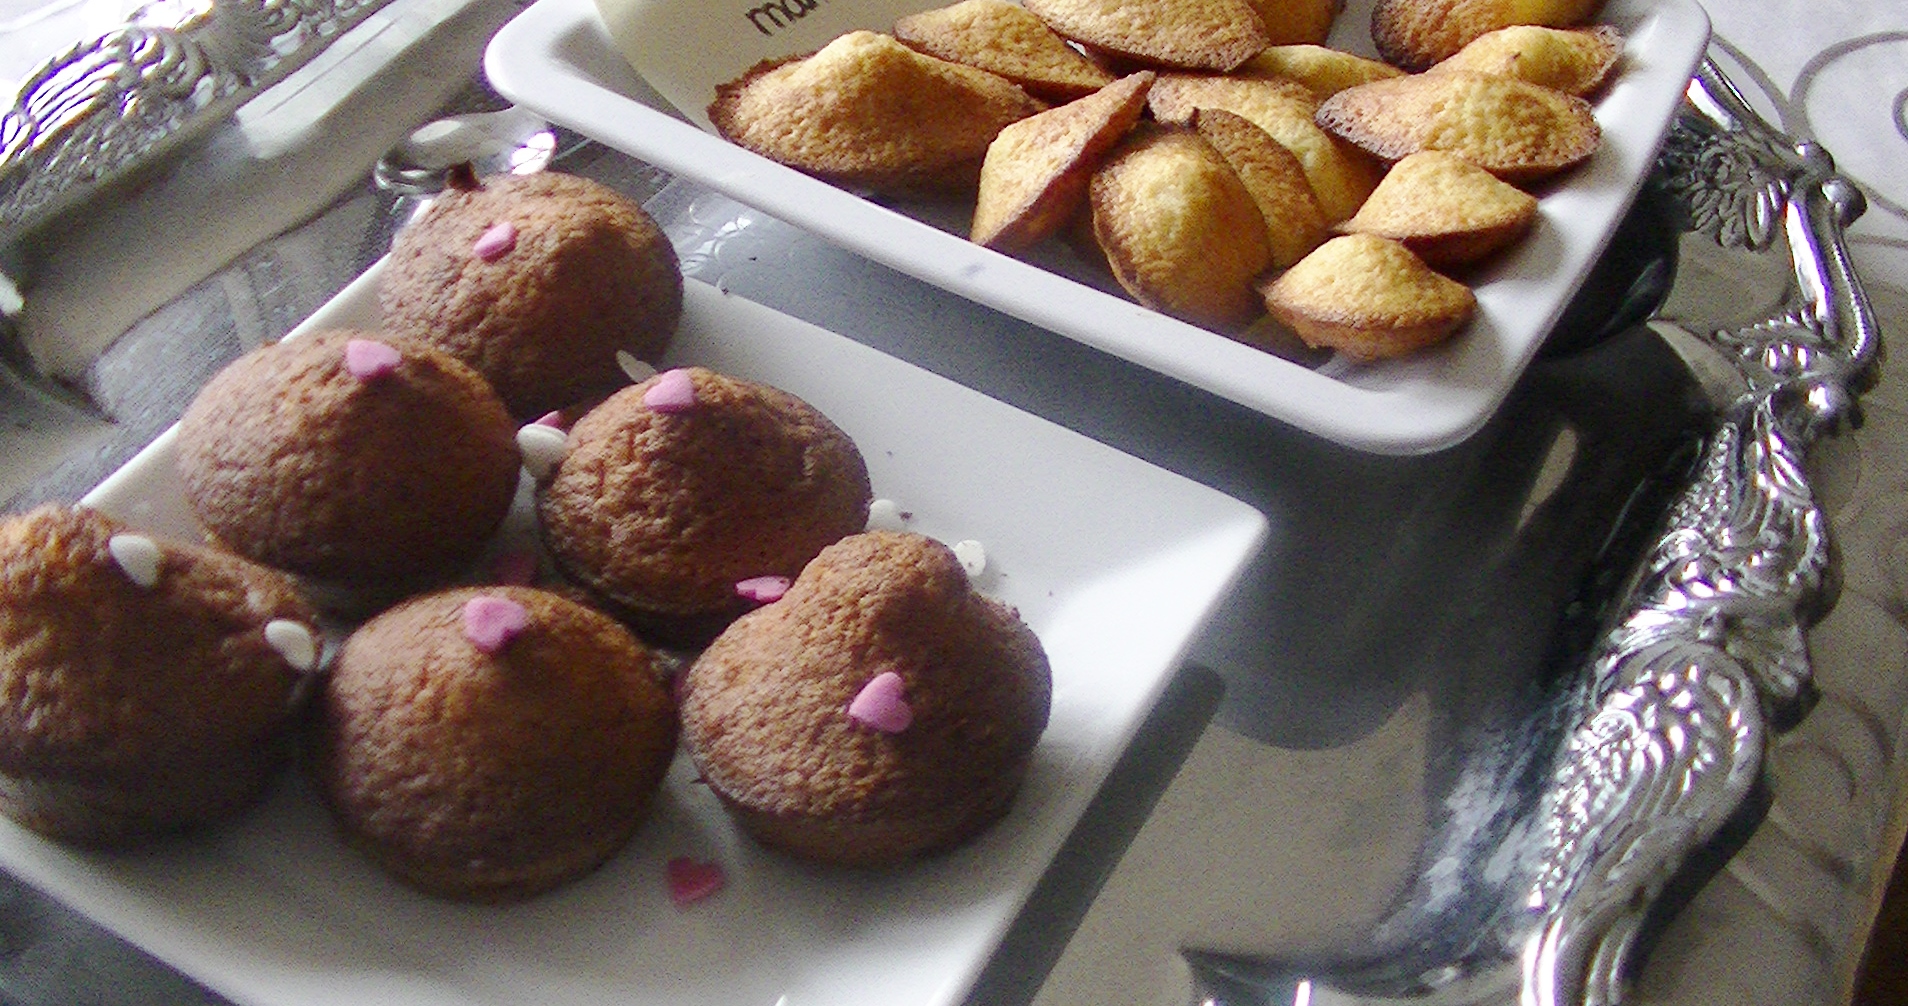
[1189,58,1882,1006]
[0,0,397,240]
[1523,58,1880,1006]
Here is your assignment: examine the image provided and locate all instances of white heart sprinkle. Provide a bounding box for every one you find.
[107,533,161,588]
[952,539,987,578]
[516,424,569,481]
[866,498,907,532]
[616,350,657,384]
[264,619,319,672]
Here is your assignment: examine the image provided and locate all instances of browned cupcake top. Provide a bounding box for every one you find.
[310,585,677,884]
[379,170,684,420]
[681,531,1050,839]
[174,329,520,595]
[0,504,318,778]
[537,367,873,618]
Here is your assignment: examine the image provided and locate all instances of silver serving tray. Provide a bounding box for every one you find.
[0,3,1884,1000]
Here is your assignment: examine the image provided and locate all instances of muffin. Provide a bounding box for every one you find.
[679,530,1051,867]
[535,367,873,647]
[174,330,521,609]
[307,586,678,901]
[0,505,322,846]
[380,168,684,420]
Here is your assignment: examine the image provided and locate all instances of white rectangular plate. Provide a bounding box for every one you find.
[0,265,1267,1006]
[482,0,1710,455]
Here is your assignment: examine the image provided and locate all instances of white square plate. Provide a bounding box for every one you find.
[0,264,1268,1006]
[483,0,1710,454]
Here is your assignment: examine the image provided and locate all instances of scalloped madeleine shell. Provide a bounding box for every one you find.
[707,31,1043,195]
[1370,0,1605,71]
[1023,0,1273,71]
[894,0,1116,101]
[973,72,1155,252]
[1428,24,1623,96]
[1315,70,1600,183]
[1089,126,1272,331]
[1338,149,1539,266]
[1261,233,1476,359]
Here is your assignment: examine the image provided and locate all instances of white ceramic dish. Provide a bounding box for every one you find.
[0,265,1267,1006]
[483,0,1710,455]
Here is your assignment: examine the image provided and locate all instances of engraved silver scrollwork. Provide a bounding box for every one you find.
[0,0,396,239]
[1519,57,1880,1006]
[1179,57,1882,1006]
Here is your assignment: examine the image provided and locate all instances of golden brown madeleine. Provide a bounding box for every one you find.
[1428,24,1622,95]
[1314,70,1601,183]
[1370,0,1605,71]
[1235,43,1406,99]
[1022,0,1273,72]
[1244,0,1337,46]
[1146,72,1384,221]
[1089,125,1273,331]
[708,31,1043,195]
[1338,149,1539,266]
[310,587,677,901]
[1192,108,1329,269]
[894,0,1117,101]
[1261,233,1476,358]
[680,531,1050,867]
[973,72,1155,252]
[0,505,320,847]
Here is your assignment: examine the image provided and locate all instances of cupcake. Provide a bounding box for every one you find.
[679,530,1051,866]
[534,367,873,647]
[174,330,521,610]
[0,505,322,846]
[380,168,684,420]
[307,586,678,901]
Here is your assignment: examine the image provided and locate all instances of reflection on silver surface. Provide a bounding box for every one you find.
[0,0,397,239]
[1185,57,1881,1006]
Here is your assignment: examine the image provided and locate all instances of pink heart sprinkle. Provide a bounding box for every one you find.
[487,550,538,586]
[344,339,402,380]
[473,221,517,261]
[734,575,790,603]
[463,595,530,653]
[532,410,565,428]
[642,369,697,412]
[847,671,912,733]
[666,857,726,907]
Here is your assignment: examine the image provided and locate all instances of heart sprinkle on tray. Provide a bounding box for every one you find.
[666,856,727,906]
